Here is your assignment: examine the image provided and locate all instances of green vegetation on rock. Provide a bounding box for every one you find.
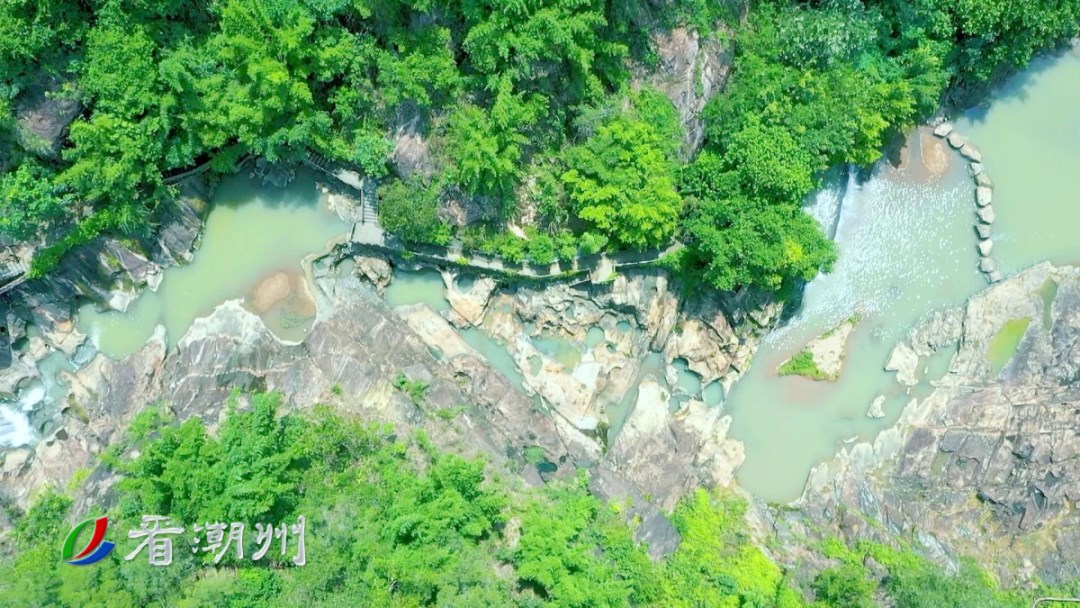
[777,350,832,382]
[0,392,811,607]
[3,392,1075,606]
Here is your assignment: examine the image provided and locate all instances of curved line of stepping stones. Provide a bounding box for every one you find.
[931,122,1002,284]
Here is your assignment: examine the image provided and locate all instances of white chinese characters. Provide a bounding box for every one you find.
[123,515,306,567]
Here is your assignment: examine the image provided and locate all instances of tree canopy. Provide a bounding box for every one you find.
[0,391,1052,607]
[1,0,1078,288]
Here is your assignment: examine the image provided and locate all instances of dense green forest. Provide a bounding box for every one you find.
[1,391,1072,607]
[2,0,1078,289]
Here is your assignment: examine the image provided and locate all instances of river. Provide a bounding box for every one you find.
[0,169,347,447]
[5,48,1078,505]
[77,168,348,358]
[727,44,1080,503]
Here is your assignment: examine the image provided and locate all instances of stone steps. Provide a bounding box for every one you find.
[931,121,1002,284]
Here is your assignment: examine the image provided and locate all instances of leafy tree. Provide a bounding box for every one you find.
[661,489,807,608]
[525,230,557,265]
[0,0,88,87]
[0,161,70,240]
[445,103,524,207]
[80,22,161,119]
[347,130,393,177]
[562,117,681,250]
[375,25,462,110]
[513,478,657,607]
[682,196,836,292]
[59,113,168,217]
[377,178,451,246]
[723,121,816,204]
[460,0,628,107]
[813,564,876,608]
[579,231,608,255]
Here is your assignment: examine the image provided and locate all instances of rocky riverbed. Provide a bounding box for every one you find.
[0,195,773,556]
[5,160,1080,588]
[767,262,1080,586]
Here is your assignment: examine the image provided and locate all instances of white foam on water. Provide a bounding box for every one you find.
[726,149,984,502]
[0,405,35,447]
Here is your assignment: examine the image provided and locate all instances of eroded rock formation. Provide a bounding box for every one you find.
[772,262,1080,586]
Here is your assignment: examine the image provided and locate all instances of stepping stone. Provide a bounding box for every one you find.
[988,270,1004,283]
[867,395,886,418]
[976,186,993,207]
[976,172,994,188]
[960,143,983,162]
[947,132,966,148]
[933,123,954,137]
[979,257,997,273]
[977,205,996,224]
[969,162,984,176]
[975,223,992,239]
[978,239,994,257]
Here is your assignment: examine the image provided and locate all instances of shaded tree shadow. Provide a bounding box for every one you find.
[955,44,1079,126]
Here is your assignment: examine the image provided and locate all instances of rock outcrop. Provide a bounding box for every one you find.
[777,315,859,381]
[642,27,733,158]
[390,104,435,181]
[3,251,768,557]
[14,75,82,159]
[775,263,1080,586]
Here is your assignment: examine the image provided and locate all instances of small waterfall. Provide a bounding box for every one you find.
[804,165,859,240]
[832,165,860,242]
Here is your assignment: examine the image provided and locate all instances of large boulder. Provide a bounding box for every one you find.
[884,342,920,385]
[390,105,435,181]
[14,75,82,159]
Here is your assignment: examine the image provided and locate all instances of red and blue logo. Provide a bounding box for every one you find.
[61,516,116,565]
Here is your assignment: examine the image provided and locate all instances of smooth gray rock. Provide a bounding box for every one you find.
[978,205,997,224]
[947,132,967,148]
[960,143,983,162]
[885,343,919,385]
[978,239,994,257]
[14,76,82,159]
[979,257,997,273]
[976,172,994,188]
[933,123,954,137]
[976,223,993,240]
[867,395,886,418]
[976,186,993,207]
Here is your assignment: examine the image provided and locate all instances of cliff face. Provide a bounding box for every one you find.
[773,262,1080,586]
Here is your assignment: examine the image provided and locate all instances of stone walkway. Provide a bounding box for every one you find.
[0,259,30,296]
[349,229,681,283]
[304,147,685,282]
[930,122,1002,283]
